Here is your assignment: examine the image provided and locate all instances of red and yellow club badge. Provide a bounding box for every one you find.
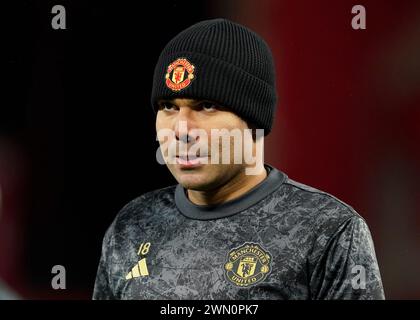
[165,58,195,91]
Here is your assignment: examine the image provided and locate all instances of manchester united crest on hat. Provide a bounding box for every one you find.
[165,58,195,92]
[224,242,272,287]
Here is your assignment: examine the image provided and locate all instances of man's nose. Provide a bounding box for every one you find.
[174,110,199,143]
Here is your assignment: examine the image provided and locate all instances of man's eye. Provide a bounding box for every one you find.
[201,102,217,112]
[159,103,176,111]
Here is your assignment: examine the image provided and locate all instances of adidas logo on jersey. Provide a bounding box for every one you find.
[125,258,149,279]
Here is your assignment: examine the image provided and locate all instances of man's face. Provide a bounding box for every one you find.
[155,98,251,191]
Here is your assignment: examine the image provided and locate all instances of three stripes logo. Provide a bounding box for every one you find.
[125,242,151,280]
[125,258,149,279]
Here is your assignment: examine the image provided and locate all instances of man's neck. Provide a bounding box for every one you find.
[187,165,267,206]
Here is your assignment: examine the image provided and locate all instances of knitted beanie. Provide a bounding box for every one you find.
[151,18,277,134]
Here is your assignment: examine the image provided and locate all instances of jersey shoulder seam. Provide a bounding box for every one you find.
[283,178,364,221]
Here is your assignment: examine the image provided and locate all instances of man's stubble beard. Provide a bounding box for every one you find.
[166,162,244,192]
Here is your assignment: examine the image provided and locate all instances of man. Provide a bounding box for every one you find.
[93,18,385,299]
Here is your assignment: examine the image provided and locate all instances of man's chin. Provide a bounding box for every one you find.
[172,168,217,191]
[177,175,211,191]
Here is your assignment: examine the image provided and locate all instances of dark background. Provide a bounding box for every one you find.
[2,0,420,299]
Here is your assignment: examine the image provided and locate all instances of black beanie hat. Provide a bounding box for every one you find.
[151,18,277,134]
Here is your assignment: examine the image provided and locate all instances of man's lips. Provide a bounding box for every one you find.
[175,155,208,166]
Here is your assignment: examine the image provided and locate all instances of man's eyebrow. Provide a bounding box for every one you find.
[157,100,180,108]
[189,100,207,107]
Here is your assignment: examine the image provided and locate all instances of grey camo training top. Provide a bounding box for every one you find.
[93,165,385,299]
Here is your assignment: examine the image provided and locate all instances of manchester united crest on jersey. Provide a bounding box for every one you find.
[165,58,195,91]
[224,242,272,287]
